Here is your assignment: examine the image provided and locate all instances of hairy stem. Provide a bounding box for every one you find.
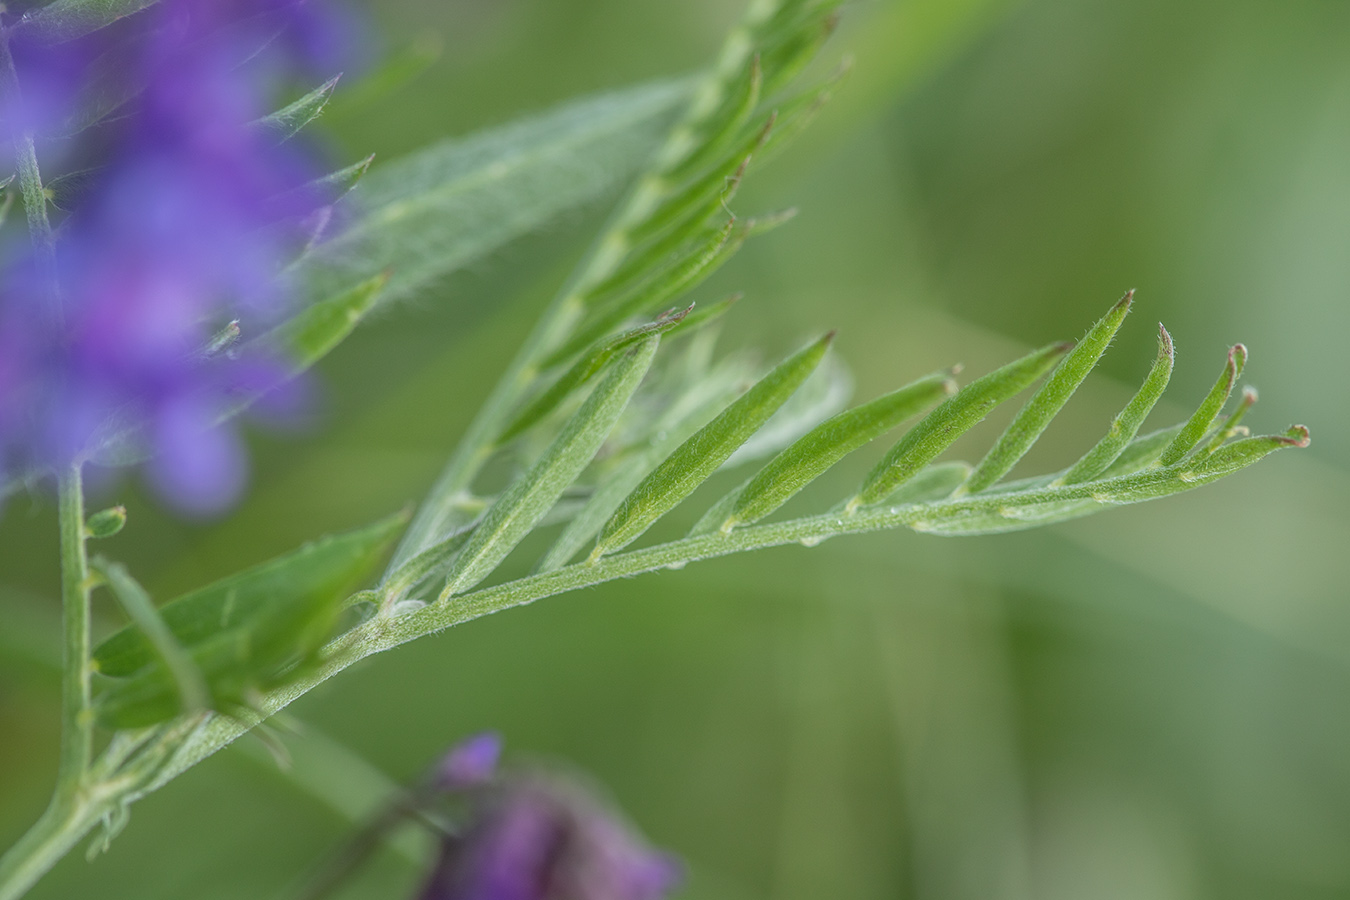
[0,801,103,900]
[0,467,96,900]
[56,464,93,800]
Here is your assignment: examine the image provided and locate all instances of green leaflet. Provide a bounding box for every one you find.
[297,81,690,307]
[19,0,158,43]
[1057,323,1174,485]
[381,525,477,602]
[440,337,661,599]
[756,2,843,97]
[695,371,956,534]
[499,309,695,445]
[660,56,763,183]
[1197,425,1310,473]
[538,352,751,572]
[547,222,744,366]
[628,115,774,246]
[1197,385,1258,459]
[1158,343,1247,466]
[743,60,851,172]
[960,293,1134,495]
[577,179,743,312]
[592,332,834,560]
[255,274,388,377]
[303,155,376,207]
[850,342,1072,509]
[93,512,408,679]
[254,77,341,143]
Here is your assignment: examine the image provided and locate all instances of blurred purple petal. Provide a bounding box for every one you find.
[438,732,504,790]
[148,403,248,516]
[0,0,366,514]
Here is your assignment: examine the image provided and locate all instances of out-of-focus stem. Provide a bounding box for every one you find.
[56,464,94,799]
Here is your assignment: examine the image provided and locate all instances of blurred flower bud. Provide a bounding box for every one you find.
[85,506,127,539]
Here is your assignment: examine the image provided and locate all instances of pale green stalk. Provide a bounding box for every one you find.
[0,468,97,900]
[56,467,94,797]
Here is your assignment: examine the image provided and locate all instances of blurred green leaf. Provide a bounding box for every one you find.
[91,557,210,714]
[255,274,388,378]
[296,81,690,307]
[94,512,408,728]
[548,221,743,365]
[303,155,376,207]
[93,512,408,679]
[660,56,762,184]
[19,0,157,43]
[254,77,341,143]
[629,116,771,245]
[753,0,843,97]
[323,36,443,122]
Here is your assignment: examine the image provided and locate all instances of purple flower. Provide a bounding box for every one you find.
[418,743,681,900]
[0,0,355,513]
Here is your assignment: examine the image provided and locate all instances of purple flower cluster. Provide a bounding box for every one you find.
[0,0,354,513]
[420,734,682,900]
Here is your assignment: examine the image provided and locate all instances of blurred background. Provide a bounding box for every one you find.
[3,0,1350,897]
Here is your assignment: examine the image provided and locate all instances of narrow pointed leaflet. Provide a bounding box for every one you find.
[697,371,956,534]
[1057,323,1174,485]
[850,342,1072,509]
[592,332,834,559]
[959,292,1134,495]
[441,337,661,599]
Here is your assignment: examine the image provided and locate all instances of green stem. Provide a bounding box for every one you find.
[0,467,96,900]
[0,800,103,900]
[56,465,94,799]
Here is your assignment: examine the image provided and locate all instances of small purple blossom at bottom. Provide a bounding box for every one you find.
[418,737,680,900]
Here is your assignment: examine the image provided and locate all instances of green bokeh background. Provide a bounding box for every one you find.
[4,0,1350,897]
